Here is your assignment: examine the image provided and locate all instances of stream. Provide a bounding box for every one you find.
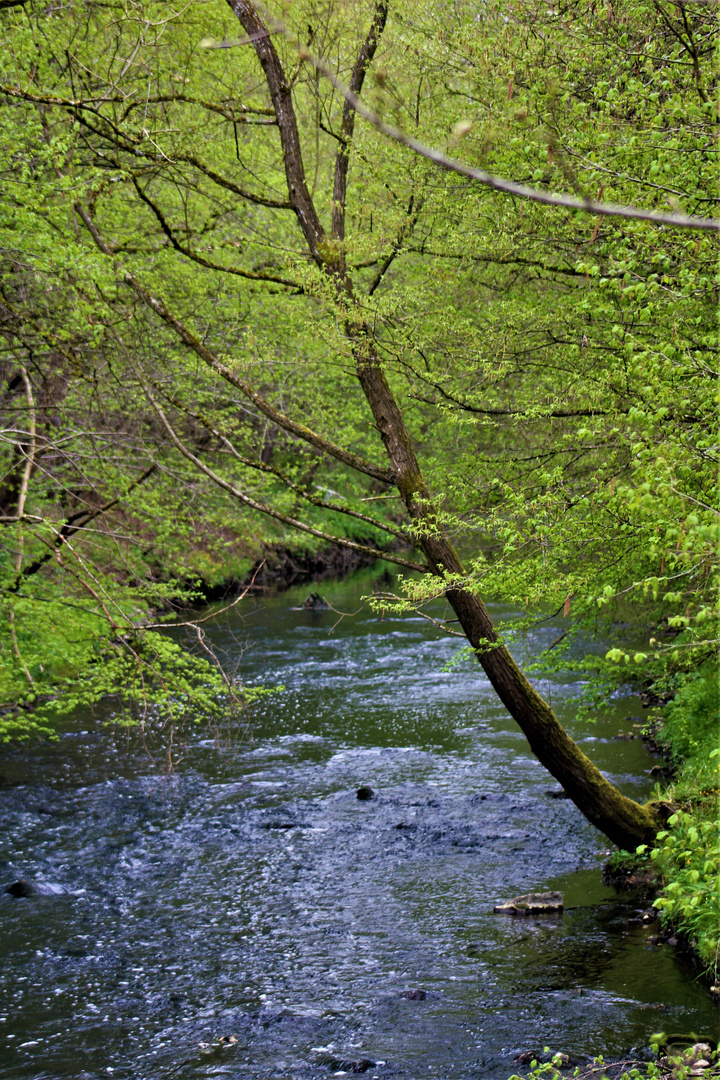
[1,562,717,1080]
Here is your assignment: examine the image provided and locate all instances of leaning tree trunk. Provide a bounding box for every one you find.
[227,0,661,850]
[352,340,660,851]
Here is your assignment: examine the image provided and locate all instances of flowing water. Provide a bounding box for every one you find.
[1,563,717,1080]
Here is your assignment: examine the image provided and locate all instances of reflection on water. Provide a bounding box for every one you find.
[0,564,717,1080]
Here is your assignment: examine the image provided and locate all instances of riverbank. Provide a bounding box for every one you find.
[631,670,719,993]
[199,537,402,602]
[508,670,720,1080]
[509,1041,720,1080]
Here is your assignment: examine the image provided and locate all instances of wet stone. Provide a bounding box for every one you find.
[356,787,375,801]
[494,890,564,915]
[326,1058,376,1073]
[60,948,88,960]
[302,592,330,610]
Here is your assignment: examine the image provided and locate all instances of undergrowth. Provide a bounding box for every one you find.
[508,1039,720,1080]
[638,665,720,984]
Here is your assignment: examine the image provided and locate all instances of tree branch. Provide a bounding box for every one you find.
[332,0,388,243]
[173,152,293,210]
[132,362,426,573]
[368,193,420,296]
[74,202,395,486]
[225,1,327,259]
[10,465,157,590]
[150,382,415,545]
[259,11,720,232]
[119,94,276,124]
[131,177,299,287]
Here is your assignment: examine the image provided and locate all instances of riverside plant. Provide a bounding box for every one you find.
[634,671,720,986]
[508,1039,720,1080]
[641,802,720,982]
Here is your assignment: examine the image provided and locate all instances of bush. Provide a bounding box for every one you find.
[660,666,720,767]
[645,809,720,976]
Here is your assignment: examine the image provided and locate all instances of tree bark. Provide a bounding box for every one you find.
[225,0,661,849]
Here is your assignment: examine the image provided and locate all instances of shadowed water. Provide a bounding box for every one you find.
[1,564,717,1079]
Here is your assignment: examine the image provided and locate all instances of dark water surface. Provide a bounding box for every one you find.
[1,564,717,1080]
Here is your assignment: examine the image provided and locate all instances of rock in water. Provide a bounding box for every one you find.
[326,1059,376,1074]
[302,592,330,610]
[356,786,375,801]
[6,879,37,897]
[493,890,563,915]
[6,879,66,898]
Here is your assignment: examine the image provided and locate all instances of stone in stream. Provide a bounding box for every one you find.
[6,878,66,898]
[493,890,563,915]
[400,988,427,1000]
[356,786,375,801]
[302,592,330,610]
[326,1058,376,1074]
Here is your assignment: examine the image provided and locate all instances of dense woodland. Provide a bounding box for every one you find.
[0,0,717,841]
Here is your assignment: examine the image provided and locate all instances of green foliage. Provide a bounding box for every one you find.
[659,668,720,767]
[647,809,720,976]
[623,670,720,981]
[0,0,716,744]
[507,1042,720,1080]
[0,579,250,742]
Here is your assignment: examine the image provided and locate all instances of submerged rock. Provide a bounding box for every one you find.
[493,890,563,915]
[326,1058,376,1074]
[400,989,426,1000]
[356,786,375,801]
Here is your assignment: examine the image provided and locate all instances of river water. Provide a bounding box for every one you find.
[1,563,717,1080]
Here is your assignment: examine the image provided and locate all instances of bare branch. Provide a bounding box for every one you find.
[141,563,266,629]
